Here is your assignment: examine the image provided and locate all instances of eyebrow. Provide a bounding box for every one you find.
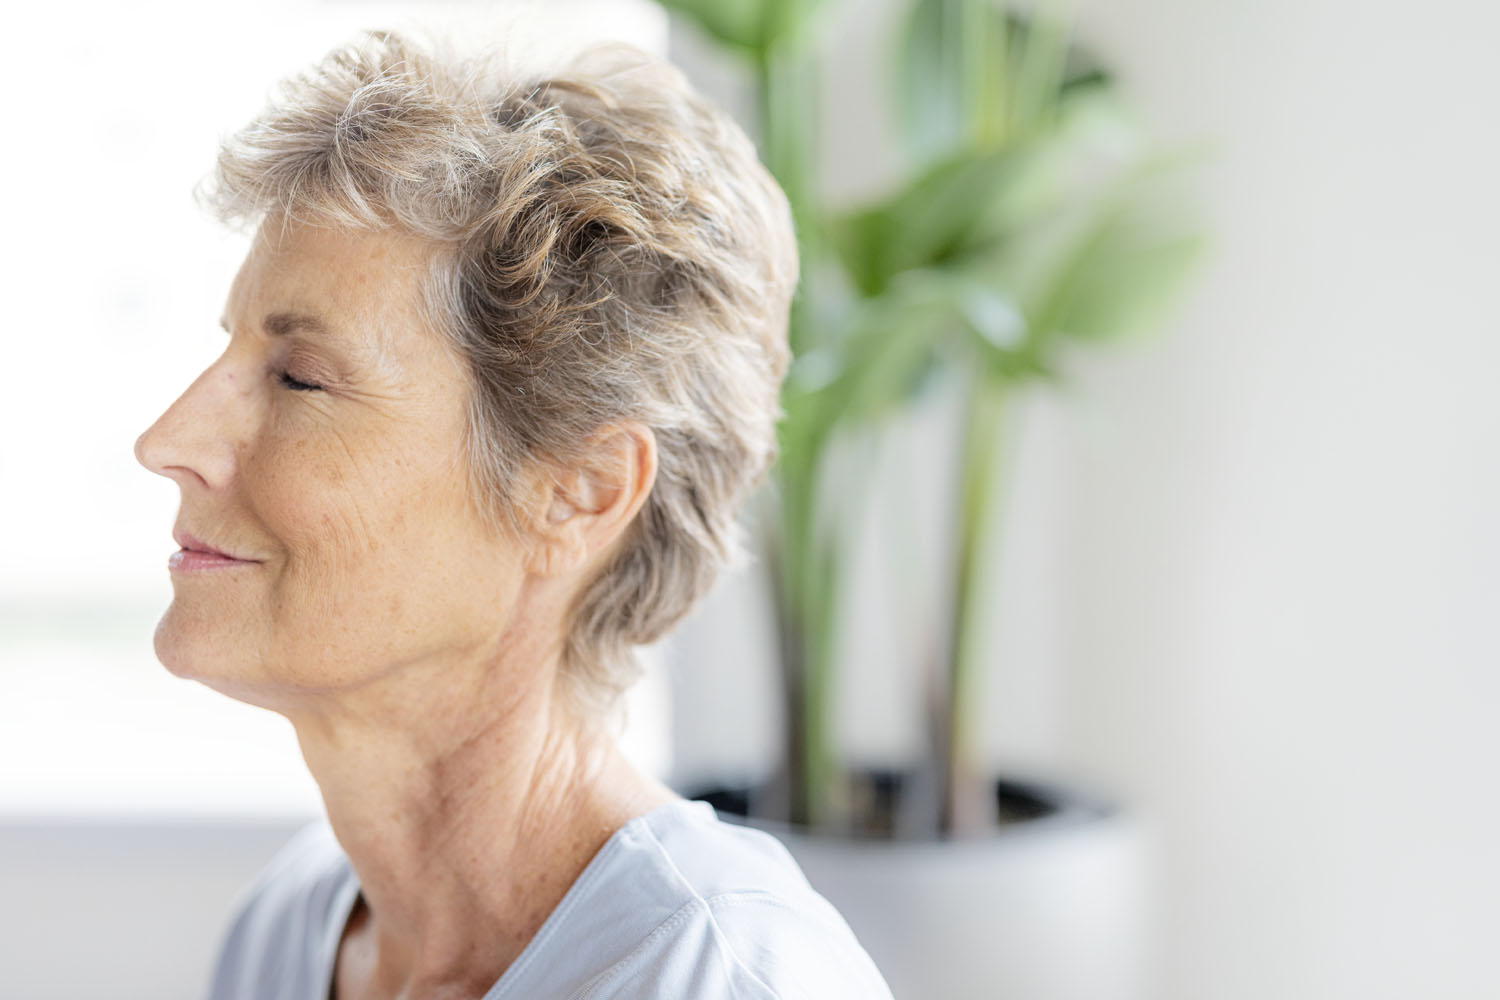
[262,311,340,340]
[216,312,343,340]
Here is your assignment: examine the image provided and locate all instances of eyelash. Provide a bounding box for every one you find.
[276,370,325,392]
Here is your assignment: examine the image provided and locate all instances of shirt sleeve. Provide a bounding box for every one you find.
[204,822,354,1000]
[576,891,894,1000]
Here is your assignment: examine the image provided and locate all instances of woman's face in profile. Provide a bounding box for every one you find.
[136,222,528,706]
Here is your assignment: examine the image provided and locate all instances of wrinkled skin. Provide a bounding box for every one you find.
[136,221,538,710]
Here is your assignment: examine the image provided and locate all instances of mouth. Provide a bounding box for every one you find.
[169,529,261,572]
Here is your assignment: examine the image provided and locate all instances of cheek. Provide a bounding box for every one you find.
[250,426,467,606]
[240,403,520,661]
[245,431,384,595]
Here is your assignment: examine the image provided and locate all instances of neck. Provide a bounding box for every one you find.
[284,631,676,998]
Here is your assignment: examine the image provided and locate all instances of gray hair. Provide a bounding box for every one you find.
[207,31,797,712]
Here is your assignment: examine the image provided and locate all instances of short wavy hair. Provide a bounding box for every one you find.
[208,31,797,713]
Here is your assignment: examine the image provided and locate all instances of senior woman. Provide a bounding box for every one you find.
[135,30,891,1000]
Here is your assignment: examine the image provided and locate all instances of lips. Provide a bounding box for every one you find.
[169,528,261,570]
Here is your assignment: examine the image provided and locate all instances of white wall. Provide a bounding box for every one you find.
[1055,2,1500,996]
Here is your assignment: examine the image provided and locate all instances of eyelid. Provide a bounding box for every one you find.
[278,346,340,391]
[277,370,325,392]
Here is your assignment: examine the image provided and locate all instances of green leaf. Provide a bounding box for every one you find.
[656,0,829,55]
[895,0,981,162]
[831,86,1142,300]
[761,0,831,51]
[1007,0,1077,139]
[815,315,938,428]
[1016,146,1209,348]
[655,0,765,52]
[1049,218,1205,343]
[829,147,1029,296]
[896,0,1113,164]
[955,278,1028,352]
[780,275,961,463]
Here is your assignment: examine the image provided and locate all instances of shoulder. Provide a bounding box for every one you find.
[516,801,892,1000]
[205,820,356,1000]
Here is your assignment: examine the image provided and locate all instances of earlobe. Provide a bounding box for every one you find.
[526,532,587,577]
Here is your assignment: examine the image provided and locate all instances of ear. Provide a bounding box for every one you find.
[523,422,658,578]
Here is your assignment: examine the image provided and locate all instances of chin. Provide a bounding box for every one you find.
[151,603,340,713]
[152,608,201,681]
[152,604,255,688]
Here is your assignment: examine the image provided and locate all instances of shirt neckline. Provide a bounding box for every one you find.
[317,798,711,1000]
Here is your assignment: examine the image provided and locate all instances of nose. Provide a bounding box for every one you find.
[134,360,245,490]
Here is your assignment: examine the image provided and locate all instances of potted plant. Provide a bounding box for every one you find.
[659,0,1202,994]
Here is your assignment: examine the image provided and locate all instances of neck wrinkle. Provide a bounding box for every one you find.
[287,624,661,998]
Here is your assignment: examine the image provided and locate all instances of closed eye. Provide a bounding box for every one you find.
[277,370,324,392]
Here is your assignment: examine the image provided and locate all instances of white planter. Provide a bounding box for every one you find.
[731,780,1150,1000]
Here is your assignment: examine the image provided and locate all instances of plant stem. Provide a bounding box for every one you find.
[756,29,838,827]
[1012,0,1075,140]
[942,372,1009,834]
[772,443,837,829]
[958,0,1004,147]
[756,38,817,357]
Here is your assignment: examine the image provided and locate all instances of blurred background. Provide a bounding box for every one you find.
[1,0,1496,997]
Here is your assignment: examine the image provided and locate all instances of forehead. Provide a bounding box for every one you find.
[224,220,441,360]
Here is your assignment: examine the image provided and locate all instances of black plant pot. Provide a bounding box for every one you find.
[688,766,1114,840]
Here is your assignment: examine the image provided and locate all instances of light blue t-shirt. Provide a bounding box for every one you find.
[206,799,894,999]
